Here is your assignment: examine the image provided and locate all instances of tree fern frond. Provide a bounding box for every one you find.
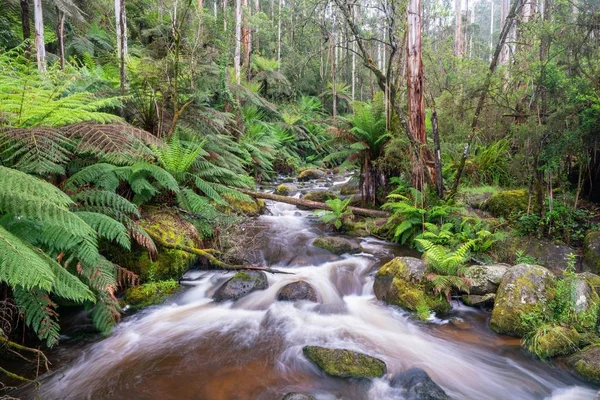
[12,287,61,347]
[75,211,131,250]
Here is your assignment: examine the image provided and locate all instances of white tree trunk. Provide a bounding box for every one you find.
[234,0,242,84]
[277,0,282,65]
[214,0,218,18]
[33,0,45,72]
[115,0,128,57]
[223,0,227,31]
[454,0,464,56]
[499,0,510,65]
[489,0,494,61]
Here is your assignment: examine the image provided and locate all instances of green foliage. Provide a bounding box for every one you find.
[314,198,353,231]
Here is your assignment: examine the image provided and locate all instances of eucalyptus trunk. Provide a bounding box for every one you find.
[20,0,30,41]
[33,0,45,72]
[56,8,65,70]
[234,0,242,84]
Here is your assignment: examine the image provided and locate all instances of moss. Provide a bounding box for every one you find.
[340,183,359,196]
[302,346,386,379]
[583,231,600,274]
[137,247,196,282]
[569,344,600,383]
[233,271,258,281]
[276,184,294,196]
[297,169,325,181]
[525,325,581,358]
[221,194,265,216]
[312,237,361,255]
[124,280,180,310]
[482,189,535,218]
[301,191,336,203]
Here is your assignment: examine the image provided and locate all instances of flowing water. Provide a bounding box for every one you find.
[24,178,599,400]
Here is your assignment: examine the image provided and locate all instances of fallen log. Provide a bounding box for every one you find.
[238,189,390,218]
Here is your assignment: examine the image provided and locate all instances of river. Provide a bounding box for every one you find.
[23,176,599,400]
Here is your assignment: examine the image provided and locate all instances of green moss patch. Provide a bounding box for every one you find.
[302,346,386,379]
[124,280,180,310]
[482,189,534,218]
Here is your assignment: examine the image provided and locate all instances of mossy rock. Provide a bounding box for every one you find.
[462,293,495,307]
[583,231,600,274]
[373,257,452,318]
[134,208,202,281]
[340,183,359,196]
[569,344,600,383]
[298,169,326,181]
[124,280,180,310]
[490,264,556,337]
[276,183,298,196]
[301,191,336,203]
[222,193,266,216]
[312,236,362,255]
[578,272,600,296]
[482,189,535,218]
[282,394,316,400]
[302,346,386,379]
[525,325,581,358]
[464,264,510,295]
[213,271,268,302]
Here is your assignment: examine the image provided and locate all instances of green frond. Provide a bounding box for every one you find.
[75,211,131,250]
[12,287,61,347]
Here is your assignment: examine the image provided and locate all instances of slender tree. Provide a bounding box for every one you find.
[234,0,242,83]
[20,0,31,41]
[454,0,464,56]
[33,0,45,72]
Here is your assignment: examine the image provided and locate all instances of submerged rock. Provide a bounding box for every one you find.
[276,183,298,196]
[298,169,326,181]
[583,231,600,274]
[569,344,600,383]
[282,394,316,400]
[389,368,450,400]
[490,264,556,337]
[464,264,510,295]
[302,346,386,379]
[213,271,268,302]
[312,236,362,255]
[373,257,451,317]
[277,281,318,302]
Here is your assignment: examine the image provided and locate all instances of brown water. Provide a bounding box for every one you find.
[22,178,600,400]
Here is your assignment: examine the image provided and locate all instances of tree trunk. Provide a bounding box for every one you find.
[223,0,228,31]
[33,0,45,72]
[198,0,203,10]
[56,8,65,70]
[238,189,390,217]
[331,11,337,118]
[20,0,31,41]
[406,0,431,190]
[499,0,510,65]
[117,0,127,97]
[431,105,444,198]
[242,0,251,78]
[277,0,282,65]
[234,0,242,84]
[454,0,464,57]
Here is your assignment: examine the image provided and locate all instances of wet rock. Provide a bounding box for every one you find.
[213,271,268,302]
[298,169,326,181]
[482,189,536,218]
[124,280,180,310]
[464,264,510,295]
[462,293,495,307]
[276,183,298,196]
[569,344,600,383]
[282,393,316,400]
[301,190,337,203]
[340,183,359,195]
[490,264,556,337]
[312,236,362,255]
[521,239,578,275]
[389,368,450,400]
[302,346,386,379]
[373,257,451,317]
[525,325,582,358]
[583,231,600,274]
[277,281,318,302]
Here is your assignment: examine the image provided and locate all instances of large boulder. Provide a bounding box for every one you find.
[340,183,359,195]
[482,189,535,218]
[569,344,600,383]
[373,257,451,317]
[277,281,318,302]
[525,325,582,358]
[490,264,556,337]
[135,208,202,281]
[389,368,450,400]
[302,346,386,379]
[521,239,577,275]
[298,169,326,181]
[578,272,600,296]
[583,231,600,274]
[312,236,362,255]
[222,193,266,216]
[464,264,510,295]
[213,271,268,302]
[301,191,336,203]
[571,275,599,314]
[276,183,298,196]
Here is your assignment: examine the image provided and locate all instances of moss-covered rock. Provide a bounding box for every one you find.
[525,325,581,358]
[277,281,318,302]
[490,264,556,337]
[298,169,326,181]
[312,236,362,255]
[482,189,534,218]
[464,264,510,295]
[222,193,266,216]
[213,271,268,302]
[134,208,202,281]
[462,293,495,307]
[302,346,386,379]
[340,183,359,196]
[276,183,298,196]
[521,239,577,275]
[583,231,600,274]
[578,272,600,296]
[373,257,452,317]
[124,280,180,310]
[569,344,600,383]
[301,191,336,203]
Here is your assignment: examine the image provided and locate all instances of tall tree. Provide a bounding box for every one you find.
[33,0,45,72]
[115,0,127,96]
[234,0,242,83]
[242,0,251,76]
[454,0,464,56]
[56,8,66,70]
[20,0,30,41]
